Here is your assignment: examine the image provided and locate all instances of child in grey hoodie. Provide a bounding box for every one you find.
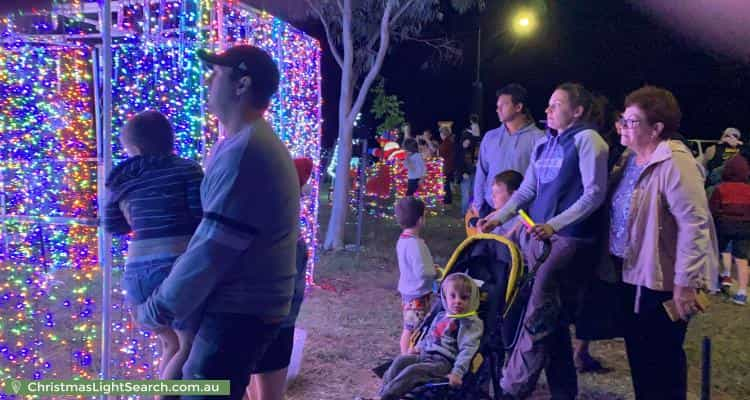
[375,273,484,399]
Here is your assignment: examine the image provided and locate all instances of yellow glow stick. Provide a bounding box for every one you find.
[518,209,536,228]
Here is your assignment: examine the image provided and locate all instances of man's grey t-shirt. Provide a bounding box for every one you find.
[138,118,300,328]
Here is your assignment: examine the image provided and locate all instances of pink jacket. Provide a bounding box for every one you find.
[612,140,718,293]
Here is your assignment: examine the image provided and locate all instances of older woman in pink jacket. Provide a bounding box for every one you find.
[608,86,718,400]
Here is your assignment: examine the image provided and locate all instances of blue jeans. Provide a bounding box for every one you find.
[460,173,474,215]
[181,312,281,400]
[123,256,201,333]
[122,257,174,306]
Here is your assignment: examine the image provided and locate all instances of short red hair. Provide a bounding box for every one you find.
[624,86,682,139]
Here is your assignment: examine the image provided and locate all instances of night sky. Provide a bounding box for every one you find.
[375,0,750,148]
[3,0,749,148]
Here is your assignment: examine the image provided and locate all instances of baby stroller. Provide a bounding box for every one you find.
[404,233,550,399]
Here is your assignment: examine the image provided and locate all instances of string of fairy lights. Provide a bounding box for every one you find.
[0,43,101,387]
[350,156,445,219]
[0,0,321,388]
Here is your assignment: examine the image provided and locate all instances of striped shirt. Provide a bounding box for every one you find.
[103,155,204,241]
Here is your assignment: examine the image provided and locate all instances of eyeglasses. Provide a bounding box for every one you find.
[618,118,642,129]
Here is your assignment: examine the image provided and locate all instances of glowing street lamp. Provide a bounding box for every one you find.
[474,5,539,127]
[511,9,537,37]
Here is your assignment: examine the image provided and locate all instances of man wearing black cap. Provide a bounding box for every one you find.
[136,45,300,399]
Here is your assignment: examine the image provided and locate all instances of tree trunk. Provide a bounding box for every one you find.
[322,0,394,250]
[323,121,353,250]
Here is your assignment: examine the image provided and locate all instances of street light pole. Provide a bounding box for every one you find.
[472,2,486,127]
[475,23,481,83]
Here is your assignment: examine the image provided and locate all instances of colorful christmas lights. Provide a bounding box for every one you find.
[214,4,322,288]
[0,43,101,386]
[351,156,445,219]
[0,0,321,387]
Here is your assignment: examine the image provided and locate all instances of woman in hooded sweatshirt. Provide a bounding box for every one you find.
[479,83,609,399]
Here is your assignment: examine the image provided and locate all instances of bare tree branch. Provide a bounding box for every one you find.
[305,0,343,68]
[348,0,394,123]
[364,0,418,53]
[401,35,462,64]
[317,0,483,250]
[389,0,420,28]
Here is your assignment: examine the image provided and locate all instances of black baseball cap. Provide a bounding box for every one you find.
[197,45,280,108]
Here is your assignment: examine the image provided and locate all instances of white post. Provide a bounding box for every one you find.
[97,0,114,392]
[0,168,7,258]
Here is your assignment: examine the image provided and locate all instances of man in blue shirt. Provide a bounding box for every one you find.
[472,84,544,217]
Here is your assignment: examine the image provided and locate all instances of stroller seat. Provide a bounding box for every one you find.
[405,234,526,400]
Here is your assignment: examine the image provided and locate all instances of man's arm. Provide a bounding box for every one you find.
[546,130,609,232]
[136,164,254,329]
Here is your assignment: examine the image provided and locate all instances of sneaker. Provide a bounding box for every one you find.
[720,276,734,288]
[575,353,607,373]
[732,293,747,305]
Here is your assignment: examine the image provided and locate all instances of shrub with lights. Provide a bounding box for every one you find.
[349,134,444,219]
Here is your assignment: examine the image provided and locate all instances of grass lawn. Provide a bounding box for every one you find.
[286,188,749,399]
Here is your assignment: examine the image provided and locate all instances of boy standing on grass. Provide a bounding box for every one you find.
[395,197,438,355]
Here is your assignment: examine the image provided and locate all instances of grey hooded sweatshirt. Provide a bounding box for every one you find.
[416,273,484,378]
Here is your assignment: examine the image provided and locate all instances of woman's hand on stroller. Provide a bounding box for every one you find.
[529,223,555,240]
[477,212,499,233]
[446,372,463,387]
[407,346,419,355]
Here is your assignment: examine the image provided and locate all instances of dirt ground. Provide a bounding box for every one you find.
[286,191,749,400]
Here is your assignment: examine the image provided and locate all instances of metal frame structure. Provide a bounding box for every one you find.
[2,2,322,390]
[97,0,114,383]
[2,0,189,383]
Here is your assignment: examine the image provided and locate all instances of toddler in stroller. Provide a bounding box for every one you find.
[362,272,483,400]
[362,233,547,399]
